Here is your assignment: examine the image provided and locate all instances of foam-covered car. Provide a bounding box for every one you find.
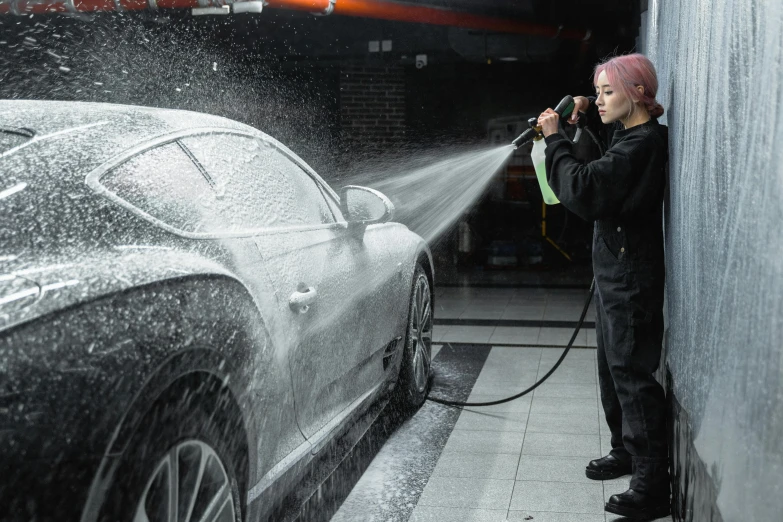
[0,100,434,522]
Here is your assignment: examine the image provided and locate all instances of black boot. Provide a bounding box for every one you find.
[605,488,670,520]
[585,454,632,480]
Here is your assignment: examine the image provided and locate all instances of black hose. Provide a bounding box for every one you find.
[426,278,595,407]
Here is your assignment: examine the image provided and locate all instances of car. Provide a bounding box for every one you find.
[0,100,435,522]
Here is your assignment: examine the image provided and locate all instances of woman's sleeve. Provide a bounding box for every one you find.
[543,131,652,222]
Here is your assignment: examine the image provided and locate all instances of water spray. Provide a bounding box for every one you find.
[427,94,598,408]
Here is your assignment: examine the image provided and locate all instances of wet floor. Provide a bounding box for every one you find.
[319,286,673,522]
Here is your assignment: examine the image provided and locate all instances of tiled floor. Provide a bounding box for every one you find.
[416,287,671,522]
[433,286,598,348]
[411,345,672,522]
[334,287,671,522]
[332,287,672,522]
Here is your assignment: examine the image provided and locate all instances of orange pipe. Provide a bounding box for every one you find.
[264,0,332,13]
[2,0,590,41]
[329,0,586,38]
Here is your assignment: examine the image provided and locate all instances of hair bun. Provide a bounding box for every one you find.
[648,101,665,118]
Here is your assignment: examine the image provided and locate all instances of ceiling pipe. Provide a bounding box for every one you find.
[326,0,589,40]
[0,0,591,41]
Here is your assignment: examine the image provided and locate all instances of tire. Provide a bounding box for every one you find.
[98,381,245,522]
[393,264,433,410]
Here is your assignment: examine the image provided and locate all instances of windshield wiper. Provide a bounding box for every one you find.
[0,126,36,139]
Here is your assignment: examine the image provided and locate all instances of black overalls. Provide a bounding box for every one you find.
[543,102,670,496]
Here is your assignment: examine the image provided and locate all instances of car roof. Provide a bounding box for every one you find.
[0,99,253,139]
[1,99,331,195]
[1,99,262,172]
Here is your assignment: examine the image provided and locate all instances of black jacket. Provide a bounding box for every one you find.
[543,98,668,262]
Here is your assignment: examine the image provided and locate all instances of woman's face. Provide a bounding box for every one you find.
[594,70,632,124]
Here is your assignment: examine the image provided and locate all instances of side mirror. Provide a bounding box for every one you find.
[340,185,395,227]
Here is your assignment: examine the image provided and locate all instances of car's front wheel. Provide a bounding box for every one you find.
[394,264,433,409]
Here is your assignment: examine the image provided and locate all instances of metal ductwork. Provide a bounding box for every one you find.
[0,0,591,41]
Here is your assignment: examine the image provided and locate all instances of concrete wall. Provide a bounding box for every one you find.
[642,1,783,520]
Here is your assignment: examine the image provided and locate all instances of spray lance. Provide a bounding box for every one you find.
[426,95,596,408]
[511,95,587,205]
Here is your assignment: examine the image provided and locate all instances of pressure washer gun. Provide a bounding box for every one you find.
[511,95,582,149]
[510,95,585,205]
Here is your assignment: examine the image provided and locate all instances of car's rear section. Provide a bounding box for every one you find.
[0,101,271,521]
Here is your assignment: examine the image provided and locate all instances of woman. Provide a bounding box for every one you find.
[538,54,670,521]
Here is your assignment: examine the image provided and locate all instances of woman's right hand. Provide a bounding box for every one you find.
[567,96,590,124]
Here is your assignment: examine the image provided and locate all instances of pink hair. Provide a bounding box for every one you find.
[594,53,665,118]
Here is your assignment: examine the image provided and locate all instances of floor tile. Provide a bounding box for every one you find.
[510,293,549,304]
[454,410,527,432]
[509,480,605,513]
[501,305,546,321]
[522,432,600,457]
[533,382,598,399]
[442,429,525,455]
[538,327,588,347]
[435,308,466,319]
[470,377,541,396]
[472,369,540,388]
[540,347,595,360]
[516,455,594,483]
[463,394,532,414]
[416,476,514,509]
[483,356,541,372]
[409,506,509,522]
[489,326,541,345]
[482,352,540,369]
[433,325,449,343]
[543,306,591,322]
[536,365,597,384]
[440,326,496,344]
[460,307,510,320]
[530,397,599,417]
[488,346,543,360]
[475,363,540,380]
[545,289,591,300]
[431,451,520,480]
[507,511,606,522]
[525,413,600,435]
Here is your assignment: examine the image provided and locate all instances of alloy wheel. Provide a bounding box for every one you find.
[133,440,236,522]
[410,275,433,393]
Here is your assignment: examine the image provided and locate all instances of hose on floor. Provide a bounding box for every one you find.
[426,278,595,407]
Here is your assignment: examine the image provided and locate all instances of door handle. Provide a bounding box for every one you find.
[289,284,317,314]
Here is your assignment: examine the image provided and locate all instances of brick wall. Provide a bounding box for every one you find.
[339,65,406,155]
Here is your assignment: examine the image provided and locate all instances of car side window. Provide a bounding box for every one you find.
[179,134,335,230]
[100,142,228,234]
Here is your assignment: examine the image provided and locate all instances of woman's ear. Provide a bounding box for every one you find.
[634,85,645,102]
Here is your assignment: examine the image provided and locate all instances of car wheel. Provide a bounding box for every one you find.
[98,385,244,522]
[394,264,433,409]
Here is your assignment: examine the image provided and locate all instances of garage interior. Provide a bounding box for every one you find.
[1,1,781,521]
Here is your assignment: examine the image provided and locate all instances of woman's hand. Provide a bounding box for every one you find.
[538,108,559,137]
[568,96,590,123]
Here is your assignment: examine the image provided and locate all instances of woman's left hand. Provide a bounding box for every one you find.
[538,108,559,137]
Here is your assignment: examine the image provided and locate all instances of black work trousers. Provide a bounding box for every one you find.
[592,221,669,496]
